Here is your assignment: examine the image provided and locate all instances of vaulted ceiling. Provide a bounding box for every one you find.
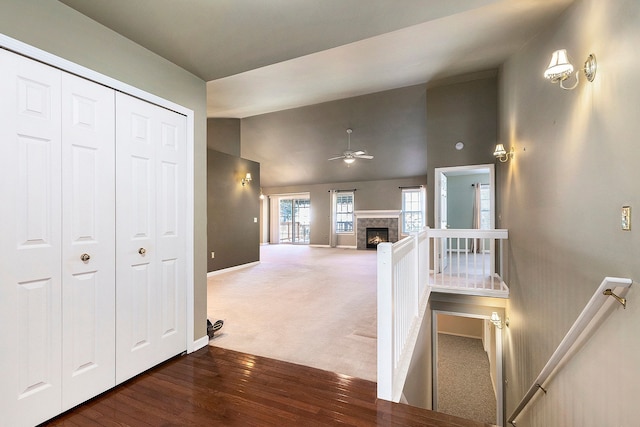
[58,0,574,187]
[59,0,574,118]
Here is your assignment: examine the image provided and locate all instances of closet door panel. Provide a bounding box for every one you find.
[0,48,63,427]
[115,93,159,383]
[61,72,115,410]
[155,108,187,360]
[115,92,186,383]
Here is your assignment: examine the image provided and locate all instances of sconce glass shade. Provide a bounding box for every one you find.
[493,143,507,157]
[490,311,503,328]
[544,49,574,82]
[494,144,514,162]
[245,173,252,181]
[343,157,355,164]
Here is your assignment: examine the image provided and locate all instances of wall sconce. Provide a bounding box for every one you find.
[259,188,265,199]
[544,49,597,90]
[241,173,252,186]
[490,312,503,329]
[493,143,514,162]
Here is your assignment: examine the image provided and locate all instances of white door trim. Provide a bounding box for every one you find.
[433,164,495,231]
[0,33,198,353]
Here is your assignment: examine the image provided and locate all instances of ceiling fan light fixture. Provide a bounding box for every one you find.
[328,128,374,164]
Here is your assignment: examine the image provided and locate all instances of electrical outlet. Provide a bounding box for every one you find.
[254,217,258,223]
[211,251,215,259]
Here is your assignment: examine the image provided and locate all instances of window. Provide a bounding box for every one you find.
[335,192,354,233]
[402,187,425,233]
[480,185,491,230]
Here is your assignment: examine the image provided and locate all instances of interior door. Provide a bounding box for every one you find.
[154,101,187,362]
[0,48,63,427]
[61,72,116,409]
[439,173,449,271]
[115,92,186,383]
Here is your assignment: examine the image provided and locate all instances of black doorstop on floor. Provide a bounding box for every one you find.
[207,319,224,339]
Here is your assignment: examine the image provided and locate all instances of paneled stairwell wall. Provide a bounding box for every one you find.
[497,0,640,425]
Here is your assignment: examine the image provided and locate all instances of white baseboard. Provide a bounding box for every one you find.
[191,335,209,353]
[309,244,331,248]
[336,245,357,249]
[207,261,260,277]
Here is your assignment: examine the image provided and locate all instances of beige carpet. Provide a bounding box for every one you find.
[207,244,378,381]
[437,333,496,425]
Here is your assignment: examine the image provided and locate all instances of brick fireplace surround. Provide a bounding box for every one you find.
[354,210,401,250]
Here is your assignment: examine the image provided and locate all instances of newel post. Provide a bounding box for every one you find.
[376,242,393,400]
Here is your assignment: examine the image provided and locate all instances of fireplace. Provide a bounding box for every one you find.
[366,227,389,249]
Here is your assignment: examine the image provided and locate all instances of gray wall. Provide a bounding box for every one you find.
[0,0,208,340]
[498,0,640,424]
[401,300,433,409]
[241,84,428,187]
[426,77,498,227]
[207,118,241,156]
[207,150,260,271]
[264,176,426,247]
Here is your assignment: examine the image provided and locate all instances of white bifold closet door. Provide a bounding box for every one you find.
[60,72,116,410]
[115,92,187,384]
[0,49,116,425]
[0,47,64,427]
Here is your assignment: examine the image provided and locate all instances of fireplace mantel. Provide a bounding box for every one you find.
[354,210,401,219]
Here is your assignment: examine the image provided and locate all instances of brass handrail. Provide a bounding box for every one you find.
[508,276,633,425]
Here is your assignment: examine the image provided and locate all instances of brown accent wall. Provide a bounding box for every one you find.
[207,150,260,271]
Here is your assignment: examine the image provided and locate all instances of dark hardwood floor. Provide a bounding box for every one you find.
[44,346,494,427]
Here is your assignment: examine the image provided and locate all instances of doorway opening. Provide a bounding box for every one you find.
[432,309,504,426]
[269,193,311,244]
[433,164,495,274]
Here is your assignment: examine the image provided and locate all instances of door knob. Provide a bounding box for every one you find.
[80,253,91,262]
[138,248,146,255]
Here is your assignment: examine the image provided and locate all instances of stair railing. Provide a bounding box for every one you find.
[508,276,633,425]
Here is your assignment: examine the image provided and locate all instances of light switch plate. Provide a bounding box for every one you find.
[622,206,631,231]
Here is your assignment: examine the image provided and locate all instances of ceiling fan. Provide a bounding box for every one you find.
[328,128,374,164]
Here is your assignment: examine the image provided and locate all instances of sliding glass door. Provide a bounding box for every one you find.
[279,197,310,244]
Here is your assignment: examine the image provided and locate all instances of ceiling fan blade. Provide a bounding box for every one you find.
[328,155,345,161]
[354,154,374,159]
[352,150,366,156]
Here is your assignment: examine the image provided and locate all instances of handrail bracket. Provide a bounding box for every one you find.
[603,288,627,308]
[535,383,547,394]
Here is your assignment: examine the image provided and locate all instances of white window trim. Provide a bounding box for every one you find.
[335,191,355,235]
[401,186,426,235]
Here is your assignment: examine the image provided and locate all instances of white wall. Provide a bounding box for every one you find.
[437,314,483,338]
[498,0,640,424]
